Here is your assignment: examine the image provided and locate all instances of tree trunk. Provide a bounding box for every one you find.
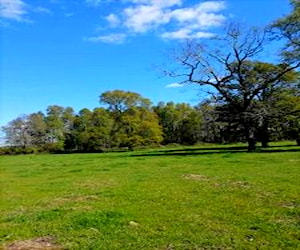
[260,118,269,148]
[296,129,300,146]
[260,131,269,148]
[247,138,256,151]
[261,140,269,148]
[244,120,257,151]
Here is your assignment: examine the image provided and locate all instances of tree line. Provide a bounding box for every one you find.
[1,0,299,153]
[1,87,299,154]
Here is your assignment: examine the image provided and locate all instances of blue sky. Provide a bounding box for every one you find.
[0,0,291,127]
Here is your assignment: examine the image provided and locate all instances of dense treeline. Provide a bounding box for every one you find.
[1,88,299,155]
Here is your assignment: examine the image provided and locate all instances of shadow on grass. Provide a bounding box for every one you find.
[131,145,300,157]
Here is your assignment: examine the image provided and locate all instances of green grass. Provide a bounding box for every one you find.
[1,142,300,249]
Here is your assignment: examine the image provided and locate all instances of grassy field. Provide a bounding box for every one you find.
[0,143,299,249]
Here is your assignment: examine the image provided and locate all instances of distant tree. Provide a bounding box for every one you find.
[121,106,163,148]
[100,90,151,113]
[270,91,300,145]
[45,105,65,144]
[154,102,202,144]
[196,102,236,143]
[100,90,162,148]
[69,108,93,151]
[69,108,113,151]
[45,105,75,151]
[2,115,30,148]
[27,112,47,147]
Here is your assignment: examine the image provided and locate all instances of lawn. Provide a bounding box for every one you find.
[0,143,299,249]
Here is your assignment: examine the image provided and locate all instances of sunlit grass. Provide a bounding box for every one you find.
[1,142,299,249]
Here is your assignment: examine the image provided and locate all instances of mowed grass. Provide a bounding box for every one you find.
[0,143,299,249]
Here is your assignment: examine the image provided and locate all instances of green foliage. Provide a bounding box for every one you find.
[274,93,300,144]
[272,0,300,62]
[99,90,163,149]
[69,108,113,151]
[120,107,163,148]
[28,112,47,146]
[2,78,299,153]
[1,91,164,153]
[45,105,75,145]
[0,146,37,155]
[100,90,151,112]
[154,102,202,145]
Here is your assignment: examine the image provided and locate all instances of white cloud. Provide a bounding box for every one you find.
[86,0,226,42]
[85,33,127,44]
[166,82,183,88]
[0,0,27,21]
[169,2,226,28]
[161,28,191,39]
[106,13,120,27]
[0,0,52,23]
[161,29,214,40]
[124,4,169,32]
[123,1,225,35]
[128,0,182,7]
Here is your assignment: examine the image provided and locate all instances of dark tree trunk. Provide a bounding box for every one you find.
[243,119,257,151]
[247,138,257,151]
[260,119,269,148]
[261,130,269,147]
[261,140,269,148]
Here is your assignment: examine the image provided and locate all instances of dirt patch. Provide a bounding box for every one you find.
[230,181,250,188]
[72,195,99,202]
[76,180,116,190]
[183,174,209,181]
[51,194,99,205]
[279,201,298,209]
[5,236,62,250]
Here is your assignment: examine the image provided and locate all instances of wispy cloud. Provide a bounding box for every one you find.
[64,12,74,17]
[85,0,226,43]
[166,82,183,88]
[0,0,28,21]
[106,13,120,27]
[161,29,214,40]
[0,0,52,23]
[33,7,52,15]
[85,33,127,44]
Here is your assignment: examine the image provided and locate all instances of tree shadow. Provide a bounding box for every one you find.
[155,146,248,153]
[131,145,300,157]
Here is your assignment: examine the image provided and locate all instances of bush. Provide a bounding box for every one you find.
[0,146,37,155]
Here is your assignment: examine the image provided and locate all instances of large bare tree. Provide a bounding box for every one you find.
[166,24,300,150]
